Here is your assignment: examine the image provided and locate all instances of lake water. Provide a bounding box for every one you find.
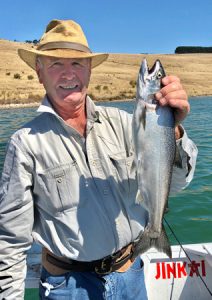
[0,97,211,253]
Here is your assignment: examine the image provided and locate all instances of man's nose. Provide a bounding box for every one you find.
[61,66,75,79]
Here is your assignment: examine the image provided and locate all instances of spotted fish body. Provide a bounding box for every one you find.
[132,59,175,258]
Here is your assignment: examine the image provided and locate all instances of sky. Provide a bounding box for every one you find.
[0,0,212,54]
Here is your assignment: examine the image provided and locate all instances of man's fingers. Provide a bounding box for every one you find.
[161,75,181,85]
[156,91,187,106]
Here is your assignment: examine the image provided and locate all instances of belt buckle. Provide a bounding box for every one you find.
[95,257,113,275]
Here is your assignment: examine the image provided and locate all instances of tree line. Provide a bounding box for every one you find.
[175,46,212,53]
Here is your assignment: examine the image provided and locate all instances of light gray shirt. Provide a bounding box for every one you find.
[0,96,198,299]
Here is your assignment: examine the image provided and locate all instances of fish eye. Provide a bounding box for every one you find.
[157,71,163,79]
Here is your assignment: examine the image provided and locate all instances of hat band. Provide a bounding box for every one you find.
[37,42,92,53]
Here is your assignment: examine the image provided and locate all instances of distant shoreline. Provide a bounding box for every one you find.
[0,102,40,110]
[0,98,135,110]
[0,95,212,110]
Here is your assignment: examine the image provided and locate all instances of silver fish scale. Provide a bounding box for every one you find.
[132,59,175,258]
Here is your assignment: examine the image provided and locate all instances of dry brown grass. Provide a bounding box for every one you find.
[1,39,212,106]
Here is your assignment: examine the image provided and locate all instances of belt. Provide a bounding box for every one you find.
[42,243,140,276]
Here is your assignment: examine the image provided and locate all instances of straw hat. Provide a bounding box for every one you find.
[18,19,108,69]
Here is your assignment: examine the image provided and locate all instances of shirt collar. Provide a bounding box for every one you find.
[37,95,57,116]
[37,95,101,123]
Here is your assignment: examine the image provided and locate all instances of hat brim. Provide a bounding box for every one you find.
[18,48,108,70]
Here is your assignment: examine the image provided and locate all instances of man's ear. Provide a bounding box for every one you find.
[36,60,43,84]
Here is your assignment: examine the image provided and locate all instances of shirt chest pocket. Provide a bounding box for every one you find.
[36,162,85,213]
[108,152,137,195]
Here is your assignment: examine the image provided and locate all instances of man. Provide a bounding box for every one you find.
[0,19,197,299]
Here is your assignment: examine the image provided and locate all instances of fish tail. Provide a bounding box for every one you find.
[132,230,151,259]
[132,226,172,259]
[152,225,172,258]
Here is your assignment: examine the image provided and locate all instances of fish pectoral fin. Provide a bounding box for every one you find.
[140,105,146,129]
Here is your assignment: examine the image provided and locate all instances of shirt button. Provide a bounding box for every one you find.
[57,178,62,183]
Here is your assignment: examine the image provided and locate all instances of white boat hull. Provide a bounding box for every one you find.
[142,243,212,299]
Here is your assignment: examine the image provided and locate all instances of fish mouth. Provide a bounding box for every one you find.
[150,60,166,78]
[140,59,166,83]
[136,58,166,101]
[142,59,165,75]
[148,60,158,74]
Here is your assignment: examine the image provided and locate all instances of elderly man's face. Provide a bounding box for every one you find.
[36,56,91,114]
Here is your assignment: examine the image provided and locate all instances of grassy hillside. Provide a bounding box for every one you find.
[1,39,212,106]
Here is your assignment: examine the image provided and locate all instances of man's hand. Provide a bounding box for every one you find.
[155,75,190,124]
[155,75,189,139]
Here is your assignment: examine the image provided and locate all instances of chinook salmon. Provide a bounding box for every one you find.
[132,59,176,258]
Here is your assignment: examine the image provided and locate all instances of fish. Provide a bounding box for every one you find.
[132,59,176,258]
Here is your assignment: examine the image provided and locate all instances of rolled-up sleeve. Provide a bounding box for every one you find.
[0,139,34,299]
[170,126,198,194]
